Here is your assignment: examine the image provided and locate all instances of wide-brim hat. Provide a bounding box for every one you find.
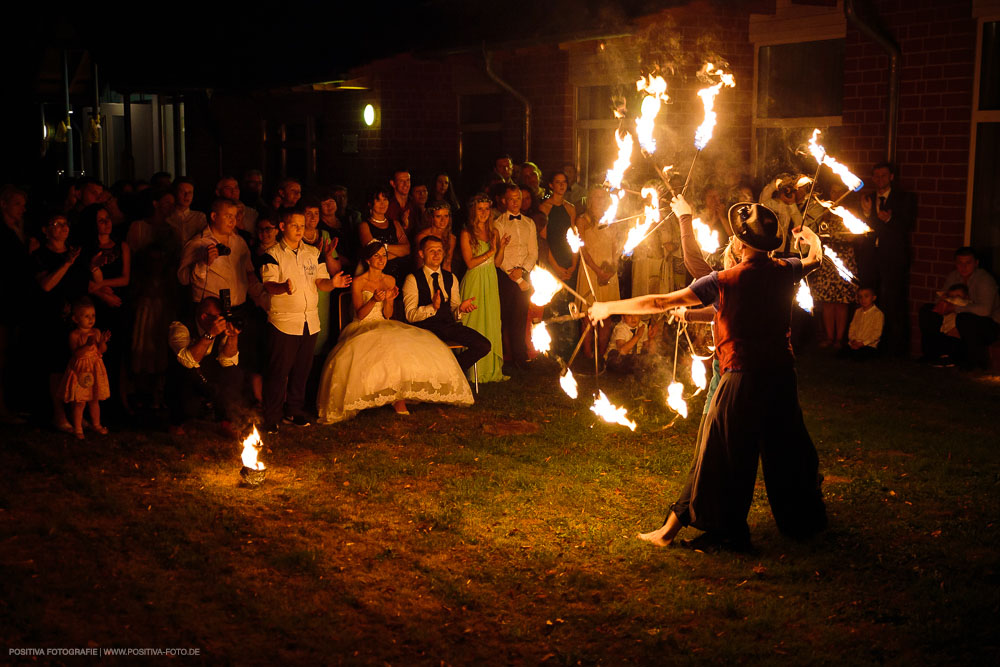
[728,202,782,252]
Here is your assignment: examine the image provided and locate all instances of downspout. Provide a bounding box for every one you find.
[483,43,531,161]
[845,0,901,163]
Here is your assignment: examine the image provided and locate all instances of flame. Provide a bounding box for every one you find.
[824,247,857,283]
[808,128,826,163]
[605,130,634,192]
[241,426,265,471]
[823,156,864,192]
[796,282,814,313]
[566,227,583,253]
[531,321,552,353]
[692,217,720,253]
[590,390,637,431]
[635,74,669,153]
[599,190,626,228]
[808,129,864,192]
[694,63,736,150]
[599,131,635,226]
[666,381,688,418]
[560,369,578,399]
[818,200,871,234]
[691,357,708,393]
[529,266,562,306]
[623,186,660,255]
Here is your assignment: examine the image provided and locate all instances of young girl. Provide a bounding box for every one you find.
[62,297,111,439]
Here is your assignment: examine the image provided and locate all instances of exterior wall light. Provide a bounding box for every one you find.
[363,104,376,127]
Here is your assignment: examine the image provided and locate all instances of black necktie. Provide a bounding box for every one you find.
[432,271,446,302]
[509,214,521,220]
[878,196,886,212]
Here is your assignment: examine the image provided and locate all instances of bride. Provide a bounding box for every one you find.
[316,240,474,423]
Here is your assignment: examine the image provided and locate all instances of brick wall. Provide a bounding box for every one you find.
[840,0,976,332]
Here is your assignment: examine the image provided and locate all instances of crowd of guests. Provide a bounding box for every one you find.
[0,155,997,436]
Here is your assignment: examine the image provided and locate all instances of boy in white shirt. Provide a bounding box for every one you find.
[841,287,884,361]
[606,314,663,374]
[260,208,350,432]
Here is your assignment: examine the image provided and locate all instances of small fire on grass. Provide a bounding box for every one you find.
[239,425,267,487]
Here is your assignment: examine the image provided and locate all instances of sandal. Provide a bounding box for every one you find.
[53,420,73,433]
[92,424,108,435]
[73,429,85,440]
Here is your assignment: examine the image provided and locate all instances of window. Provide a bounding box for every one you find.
[968,17,1000,273]
[757,39,844,118]
[749,1,846,184]
[458,93,503,191]
[574,84,639,188]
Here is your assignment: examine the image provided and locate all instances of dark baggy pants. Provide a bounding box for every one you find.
[955,312,1000,370]
[264,323,318,424]
[166,360,244,426]
[415,318,491,374]
[670,368,827,540]
[918,304,963,362]
[496,267,530,366]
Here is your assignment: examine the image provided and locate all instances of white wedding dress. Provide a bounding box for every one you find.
[316,291,474,423]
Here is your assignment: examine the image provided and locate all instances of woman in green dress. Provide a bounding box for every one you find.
[459,194,510,382]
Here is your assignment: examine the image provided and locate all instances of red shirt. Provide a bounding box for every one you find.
[386,196,421,237]
[690,256,803,372]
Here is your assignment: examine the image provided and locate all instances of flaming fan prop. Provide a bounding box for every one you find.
[560,368,579,400]
[796,282,815,313]
[599,130,635,227]
[590,390,637,431]
[801,129,865,218]
[692,217,721,254]
[239,426,267,487]
[623,186,661,255]
[817,199,871,234]
[824,246,859,284]
[635,74,670,154]
[624,61,736,253]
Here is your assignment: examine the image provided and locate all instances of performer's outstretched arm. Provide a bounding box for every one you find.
[589,287,701,323]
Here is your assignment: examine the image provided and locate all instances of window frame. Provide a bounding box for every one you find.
[965,10,1000,242]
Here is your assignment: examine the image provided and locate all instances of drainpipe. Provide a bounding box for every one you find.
[63,50,74,177]
[483,43,531,161]
[845,0,901,164]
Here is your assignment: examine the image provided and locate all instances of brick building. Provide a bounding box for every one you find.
[12,0,998,352]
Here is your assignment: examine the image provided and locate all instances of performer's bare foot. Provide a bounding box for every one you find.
[392,400,410,415]
[637,512,682,547]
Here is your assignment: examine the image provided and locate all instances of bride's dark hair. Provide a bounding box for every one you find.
[361,240,387,269]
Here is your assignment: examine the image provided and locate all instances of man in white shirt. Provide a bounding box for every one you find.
[918,246,1000,370]
[178,198,262,308]
[493,184,538,369]
[166,296,243,436]
[403,236,489,374]
[260,208,350,431]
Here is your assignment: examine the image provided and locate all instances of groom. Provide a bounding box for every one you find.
[403,236,490,374]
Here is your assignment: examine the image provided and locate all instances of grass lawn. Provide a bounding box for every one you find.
[1,351,998,664]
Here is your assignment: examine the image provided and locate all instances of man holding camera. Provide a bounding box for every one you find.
[178,198,264,308]
[166,296,243,437]
[759,173,807,256]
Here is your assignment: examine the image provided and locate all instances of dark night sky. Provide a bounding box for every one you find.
[6,0,698,93]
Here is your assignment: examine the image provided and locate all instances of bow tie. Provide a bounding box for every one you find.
[509,214,521,220]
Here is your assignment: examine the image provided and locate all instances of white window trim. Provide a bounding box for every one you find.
[965,10,1000,242]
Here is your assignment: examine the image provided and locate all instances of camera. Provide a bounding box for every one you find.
[215,243,232,257]
[218,288,244,331]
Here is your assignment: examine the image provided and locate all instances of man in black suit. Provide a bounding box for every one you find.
[402,236,490,374]
[861,162,916,357]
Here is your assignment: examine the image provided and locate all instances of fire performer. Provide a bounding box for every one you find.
[588,203,827,550]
